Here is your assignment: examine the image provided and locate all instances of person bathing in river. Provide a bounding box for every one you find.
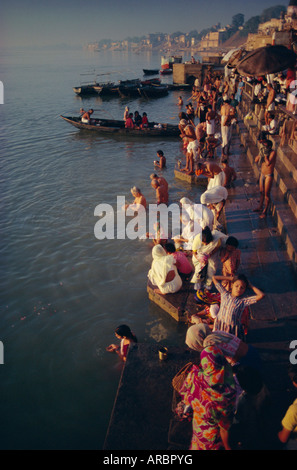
[106,325,137,362]
[125,186,147,212]
[150,173,168,192]
[178,96,183,107]
[154,150,166,169]
[151,179,168,205]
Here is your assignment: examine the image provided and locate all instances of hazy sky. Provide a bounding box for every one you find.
[2,0,288,48]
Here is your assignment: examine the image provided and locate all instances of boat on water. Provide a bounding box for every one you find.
[143,68,160,75]
[117,78,165,98]
[60,115,180,137]
[159,68,173,75]
[159,55,182,76]
[93,82,119,96]
[73,84,99,96]
[167,83,192,91]
[138,84,168,98]
[117,78,142,98]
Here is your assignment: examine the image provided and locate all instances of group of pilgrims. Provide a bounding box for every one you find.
[106,69,297,451]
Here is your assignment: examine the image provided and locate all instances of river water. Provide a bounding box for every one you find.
[0,47,203,449]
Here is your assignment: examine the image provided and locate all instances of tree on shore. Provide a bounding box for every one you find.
[260,5,286,22]
[232,13,245,29]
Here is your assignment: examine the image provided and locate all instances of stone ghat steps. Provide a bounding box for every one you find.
[236,112,297,273]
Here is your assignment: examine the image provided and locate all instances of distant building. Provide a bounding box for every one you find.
[245,0,297,51]
[200,31,227,49]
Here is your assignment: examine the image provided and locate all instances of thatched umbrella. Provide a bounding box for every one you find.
[236,45,297,77]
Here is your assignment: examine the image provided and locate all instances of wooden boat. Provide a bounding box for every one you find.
[60,115,180,137]
[138,84,168,98]
[159,68,173,75]
[116,78,141,97]
[143,68,159,75]
[93,82,119,96]
[72,84,99,96]
[167,83,192,91]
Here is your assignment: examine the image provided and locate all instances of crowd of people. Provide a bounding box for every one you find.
[106,68,297,450]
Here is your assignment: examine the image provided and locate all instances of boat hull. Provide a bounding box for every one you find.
[60,116,180,137]
[143,69,159,75]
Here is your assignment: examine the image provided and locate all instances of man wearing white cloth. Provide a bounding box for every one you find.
[220,97,233,156]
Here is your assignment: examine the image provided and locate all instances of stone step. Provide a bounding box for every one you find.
[276,144,297,185]
[274,159,297,220]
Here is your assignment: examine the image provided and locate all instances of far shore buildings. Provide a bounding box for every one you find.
[245,0,297,50]
[86,0,297,57]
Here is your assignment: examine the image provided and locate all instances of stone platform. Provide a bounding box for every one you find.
[174,168,208,186]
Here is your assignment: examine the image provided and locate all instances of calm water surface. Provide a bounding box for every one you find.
[0,48,202,449]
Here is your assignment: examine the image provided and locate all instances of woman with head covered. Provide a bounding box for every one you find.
[185,323,261,370]
[179,345,237,450]
[148,244,182,295]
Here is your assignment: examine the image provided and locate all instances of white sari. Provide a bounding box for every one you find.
[148,245,182,294]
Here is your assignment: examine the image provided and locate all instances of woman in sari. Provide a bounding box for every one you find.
[180,346,237,450]
[148,244,182,295]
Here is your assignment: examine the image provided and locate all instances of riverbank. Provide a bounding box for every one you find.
[103,111,297,451]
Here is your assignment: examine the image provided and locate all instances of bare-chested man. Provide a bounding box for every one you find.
[220,98,233,156]
[254,139,276,218]
[264,83,276,126]
[125,186,147,211]
[150,173,169,192]
[181,123,196,149]
[81,108,94,124]
[151,179,169,205]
